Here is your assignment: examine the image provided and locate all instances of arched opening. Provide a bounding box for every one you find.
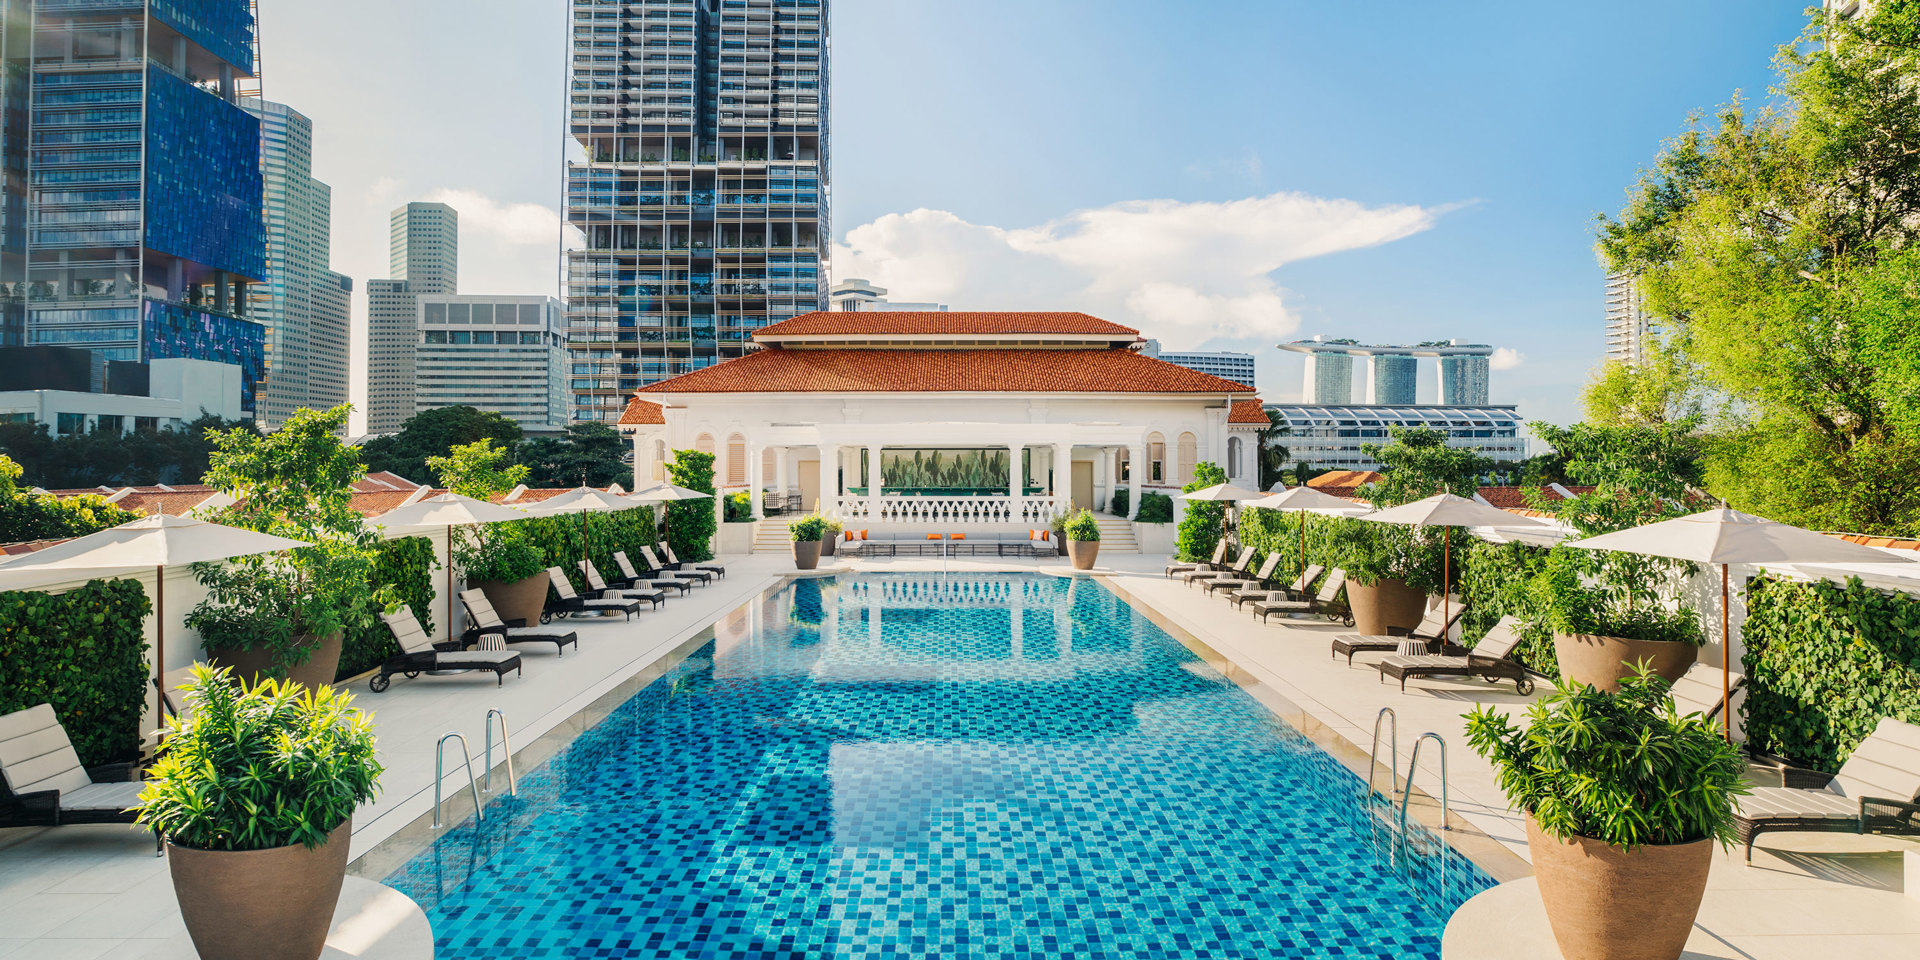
[725,433,747,485]
[1227,436,1243,480]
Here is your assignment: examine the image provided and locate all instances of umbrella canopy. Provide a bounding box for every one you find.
[1564,505,1910,567]
[374,493,529,530]
[1358,492,1547,530]
[0,514,310,570]
[628,482,714,503]
[520,486,644,515]
[1247,486,1371,515]
[1177,482,1267,503]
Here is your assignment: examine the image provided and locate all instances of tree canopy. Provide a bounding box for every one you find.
[0,414,256,489]
[358,406,523,484]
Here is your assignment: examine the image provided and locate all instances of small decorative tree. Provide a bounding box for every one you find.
[1175,462,1228,562]
[429,440,545,586]
[665,449,718,562]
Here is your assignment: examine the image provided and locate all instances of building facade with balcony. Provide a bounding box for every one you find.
[565,0,829,423]
[7,0,267,412]
[617,312,1258,530]
[1604,270,1661,366]
[416,294,571,432]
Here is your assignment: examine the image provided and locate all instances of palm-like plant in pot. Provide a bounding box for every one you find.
[789,513,828,570]
[1464,668,1746,960]
[134,664,382,960]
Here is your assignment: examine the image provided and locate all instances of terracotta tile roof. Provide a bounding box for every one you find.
[1229,399,1269,424]
[1306,471,1382,493]
[1838,533,1920,551]
[112,491,224,517]
[618,397,667,425]
[353,472,423,492]
[754,311,1138,339]
[637,347,1254,396]
[1475,485,1595,509]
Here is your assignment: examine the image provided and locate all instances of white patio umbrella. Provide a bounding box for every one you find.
[374,493,530,642]
[523,486,651,585]
[1246,485,1373,582]
[0,515,310,720]
[1358,493,1547,640]
[1179,482,1268,546]
[628,482,713,503]
[1566,505,1914,740]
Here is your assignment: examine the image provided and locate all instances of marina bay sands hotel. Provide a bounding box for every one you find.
[1279,337,1493,406]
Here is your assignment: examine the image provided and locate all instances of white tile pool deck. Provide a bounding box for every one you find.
[1,551,1916,959]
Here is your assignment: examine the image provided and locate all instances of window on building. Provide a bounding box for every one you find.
[1147,433,1166,484]
[726,433,747,485]
[1116,447,1130,483]
[57,412,85,435]
[424,330,448,344]
[694,433,715,456]
[1176,433,1197,484]
[95,414,123,435]
[449,330,471,344]
[472,331,495,345]
[134,416,158,432]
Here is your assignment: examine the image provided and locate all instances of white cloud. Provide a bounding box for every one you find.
[833,191,1446,343]
[424,189,561,245]
[1490,347,1525,370]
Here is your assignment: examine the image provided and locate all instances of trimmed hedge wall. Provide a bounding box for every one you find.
[1743,575,1920,772]
[0,578,151,765]
[339,535,438,681]
[518,507,669,596]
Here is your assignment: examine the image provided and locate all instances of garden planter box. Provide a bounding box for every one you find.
[209,629,344,690]
[169,817,353,960]
[474,573,551,637]
[1345,578,1424,636]
[1552,633,1696,693]
[793,540,822,570]
[1527,816,1710,960]
[1067,539,1099,570]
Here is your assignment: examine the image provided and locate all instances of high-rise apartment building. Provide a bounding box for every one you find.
[1139,341,1256,387]
[1603,270,1660,366]
[1301,348,1356,404]
[827,278,945,313]
[416,295,570,432]
[246,98,351,427]
[564,0,830,422]
[365,202,458,434]
[5,0,267,411]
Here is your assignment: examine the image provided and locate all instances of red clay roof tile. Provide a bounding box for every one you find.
[618,397,667,425]
[754,311,1138,339]
[1228,399,1268,424]
[637,347,1253,396]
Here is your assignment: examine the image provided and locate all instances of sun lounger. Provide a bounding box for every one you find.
[641,545,711,586]
[1229,564,1323,612]
[659,542,725,579]
[545,567,644,620]
[1180,550,1253,586]
[1671,661,1744,732]
[1253,569,1349,625]
[1373,616,1534,695]
[1735,716,1920,862]
[1166,540,1228,578]
[369,607,522,692]
[1202,553,1282,597]
[1330,596,1467,664]
[0,704,153,848]
[613,550,692,596]
[578,560,667,610]
[459,588,579,656]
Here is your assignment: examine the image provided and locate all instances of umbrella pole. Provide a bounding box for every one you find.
[1298,511,1307,583]
[1442,531,1451,648]
[446,523,455,644]
[1722,563,1732,743]
[154,563,163,724]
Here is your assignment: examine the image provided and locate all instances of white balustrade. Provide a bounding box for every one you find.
[828,494,1066,527]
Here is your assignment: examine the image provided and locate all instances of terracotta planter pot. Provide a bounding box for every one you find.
[1553,633,1697,693]
[1345,578,1424,635]
[1527,816,1711,960]
[473,572,550,632]
[1067,539,1100,570]
[820,534,838,557]
[793,539,822,570]
[168,817,352,960]
[209,629,344,690]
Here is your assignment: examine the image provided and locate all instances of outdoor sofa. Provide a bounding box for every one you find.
[369,607,523,693]
[0,704,155,850]
[460,588,579,656]
[1372,615,1534,695]
[1735,716,1920,862]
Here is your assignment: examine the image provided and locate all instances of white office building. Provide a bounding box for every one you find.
[417,295,570,432]
[828,279,947,313]
[365,202,458,434]
[1267,403,1525,471]
[0,358,243,435]
[1139,341,1255,387]
[1604,271,1661,366]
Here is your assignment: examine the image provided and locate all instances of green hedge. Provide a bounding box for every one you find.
[338,536,438,681]
[513,507,667,596]
[1137,492,1174,524]
[1457,539,1558,677]
[1743,575,1920,772]
[0,578,150,765]
[1109,489,1129,517]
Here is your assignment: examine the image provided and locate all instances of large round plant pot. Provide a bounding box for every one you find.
[1346,578,1425,635]
[474,572,550,632]
[209,629,344,690]
[793,539,822,570]
[1067,539,1100,570]
[1527,816,1711,960]
[1552,633,1697,693]
[821,534,838,557]
[168,817,352,960]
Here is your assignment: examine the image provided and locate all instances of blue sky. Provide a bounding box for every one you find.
[267,0,1811,436]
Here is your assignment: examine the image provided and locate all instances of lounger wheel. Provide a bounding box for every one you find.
[1515,676,1535,696]
[369,674,391,693]
[540,611,553,624]
[404,671,419,679]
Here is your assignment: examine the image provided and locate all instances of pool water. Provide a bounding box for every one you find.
[387,574,1493,958]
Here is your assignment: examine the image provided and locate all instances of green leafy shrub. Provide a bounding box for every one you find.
[0,578,150,765]
[789,514,828,542]
[1136,492,1174,523]
[0,453,139,544]
[134,665,382,851]
[426,438,528,500]
[1063,509,1100,542]
[1174,462,1228,561]
[724,491,753,523]
[666,450,718,561]
[1528,546,1704,646]
[454,523,547,584]
[1464,668,1747,849]
[1743,575,1920,771]
[1458,539,1558,677]
[338,537,437,680]
[1109,488,1129,517]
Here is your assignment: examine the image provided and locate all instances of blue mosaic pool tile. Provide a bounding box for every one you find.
[387,574,1494,958]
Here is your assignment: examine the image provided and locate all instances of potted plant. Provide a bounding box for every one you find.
[1326,518,1435,635]
[1064,508,1101,570]
[820,515,842,557]
[790,513,827,570]
[134,664,382,960]
[1464,669,1745,960]
[189,407,382,688]
[428,439,549,630]
[1532,546,1703,691]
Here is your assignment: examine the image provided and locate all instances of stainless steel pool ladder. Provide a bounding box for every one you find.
[483,708,517,796]
[1365,707,1399,801]
[1394,732,1451,890]
[433,732,484,829]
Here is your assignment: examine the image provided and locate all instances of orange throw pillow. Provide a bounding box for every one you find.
[927,533,943,540]
[951,533,965,541]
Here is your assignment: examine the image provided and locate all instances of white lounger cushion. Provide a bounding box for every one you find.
[1377,654,1470,671]
[1670,662,1741,727]
[0,704,92,797]
[1830,717,1920,802]
[435,650,518,667]
[1736,786,1863,821]
[58,780,145,813]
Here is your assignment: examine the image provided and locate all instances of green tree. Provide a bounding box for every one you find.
[1174,462,1229,562]
[1359,427,1490,508]
[517,422,629,488]
[664,449,717,562]
[359,406,522,484]
[1598,1,1920,534]
[0,453,139,542]
[427,439,529,499]
[1581,338,1706,429]
[1257,410,1291,492]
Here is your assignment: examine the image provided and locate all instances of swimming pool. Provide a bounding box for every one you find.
[387,573,1493,958]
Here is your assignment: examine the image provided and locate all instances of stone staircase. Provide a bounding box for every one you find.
[752,517,795,553]
[1092,515,1140,554]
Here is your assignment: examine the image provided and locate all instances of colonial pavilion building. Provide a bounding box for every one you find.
[618,312,1268,534]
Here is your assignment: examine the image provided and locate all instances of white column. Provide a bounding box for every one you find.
[774,447,789,510]
[1007,444,1022,524]
[818,442,837,514]
[749,442,765,520]
[1053,441,1071,518]
[1127,441,1145,521]
[866,444,883,523]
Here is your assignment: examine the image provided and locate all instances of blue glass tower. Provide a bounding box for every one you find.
[11,0,265,410]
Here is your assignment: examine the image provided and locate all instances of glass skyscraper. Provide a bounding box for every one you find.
[6,0,266,411]
[564,0,829,422]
